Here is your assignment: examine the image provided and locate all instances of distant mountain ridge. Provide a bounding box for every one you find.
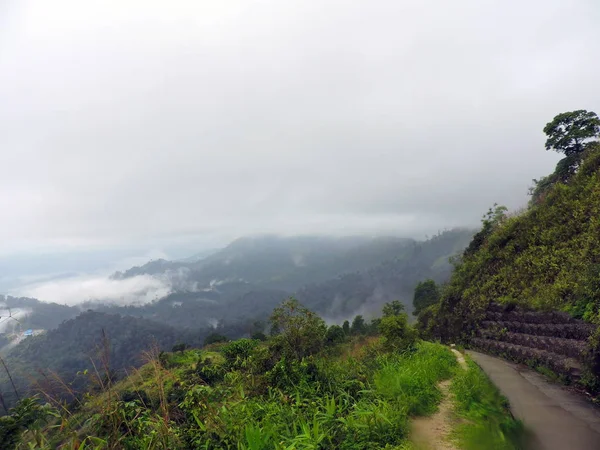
[0,229,474,411]
[112,234,416,292]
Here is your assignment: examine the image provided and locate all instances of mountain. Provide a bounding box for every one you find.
[98,231,473,328]
[0,229,473,411]
[112,235,416,292]
[0,296,79,332]
[296,229,474,319]
[0,310,239,409]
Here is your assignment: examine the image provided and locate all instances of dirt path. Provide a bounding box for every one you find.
[450,348,466,369]
[468,350,600,450]
[410,347,466,450]
[411,379,458,450]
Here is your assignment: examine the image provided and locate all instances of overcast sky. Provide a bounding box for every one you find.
[1,0,599,260]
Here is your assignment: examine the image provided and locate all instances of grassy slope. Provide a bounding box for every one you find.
[451,356,524,450]
[435,146,600,340]
[12,337,524,450]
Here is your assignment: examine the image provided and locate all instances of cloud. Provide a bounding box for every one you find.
[13,274,172,306]
[0,0,599,256]
[0,307,32,333]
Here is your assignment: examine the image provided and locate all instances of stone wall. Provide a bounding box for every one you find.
[471,303,598,385]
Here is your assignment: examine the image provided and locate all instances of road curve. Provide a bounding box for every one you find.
[467,351,600,450]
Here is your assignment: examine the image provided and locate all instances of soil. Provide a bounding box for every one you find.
[410,347,465,450]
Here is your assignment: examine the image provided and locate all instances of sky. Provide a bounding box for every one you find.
[1,0,600,291]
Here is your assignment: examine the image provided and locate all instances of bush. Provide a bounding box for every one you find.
[379,314,417,352]
[120,389,151,407]
[195,357,225,384]
[204,333,229,346]
[221,338,259,370]
[325,325,346,345]
[269,298,327,359]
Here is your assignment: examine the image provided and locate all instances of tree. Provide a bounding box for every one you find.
[269,298,327,359]
[412,280,440,316]
[544,110,600,156]
[350,315,365,335]
[379,301,417,351]
[463,204,507,257]
[325,325,346,345]
[382,300,405,317]
[342,320,350,335]
[203,333,228,346]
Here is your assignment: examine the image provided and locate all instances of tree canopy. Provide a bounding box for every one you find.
[412,280,440,316]
[269,298,327,359]
[543,110,600,156]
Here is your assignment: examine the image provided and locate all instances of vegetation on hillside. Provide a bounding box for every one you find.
[0,300,521,449]
[413,110,600,391]
[0,312,217,411]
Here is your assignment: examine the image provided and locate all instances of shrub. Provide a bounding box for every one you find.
[221,338,259,370]
[379,314,417,352]
[269,298,327,359]
[325,325,346,345]
[120,389,151,407]
[204,333,229,346]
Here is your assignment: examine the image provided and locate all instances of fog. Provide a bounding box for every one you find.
[1,1,600,302]
[14,274,172,306]
[2,0,599,258]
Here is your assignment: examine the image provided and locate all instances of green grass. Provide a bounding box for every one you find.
[374,341,457,415]
[451,356,525,450]
[10,335,528,450]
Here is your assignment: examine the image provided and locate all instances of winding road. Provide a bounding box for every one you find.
[468,351,600,450]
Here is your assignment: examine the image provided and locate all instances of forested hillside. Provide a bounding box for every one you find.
[112,235,416,291]
[297,229,472,318]
[0,229,473,414]
[0,312,210,409]
[0,296,79,331]
[99,230,473,327]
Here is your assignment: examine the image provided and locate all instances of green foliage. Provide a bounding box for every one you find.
[325,325,346,345]
[434,144,600,343]
[451,357,524,450]
[12,326,474,449]
[171,342,187,353]
[374,342,456,415]
[382,300,405,317]
[412,280,440,316]
[463,203,507,258]
[544,110,600,156]
[203,333,229,346]
[379,315,417,353]
[269,298,327,359]
[342,320,350,335]
[378,302,417,352]
[0,396,57,450]
[350,315,366,335]
[250,331,267,341]
[221,338,259,370]
[415,304,440,340]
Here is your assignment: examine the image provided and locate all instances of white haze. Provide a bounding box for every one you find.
[0,307,32,333]
[2,0,599,257]
[14,274,171,306]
